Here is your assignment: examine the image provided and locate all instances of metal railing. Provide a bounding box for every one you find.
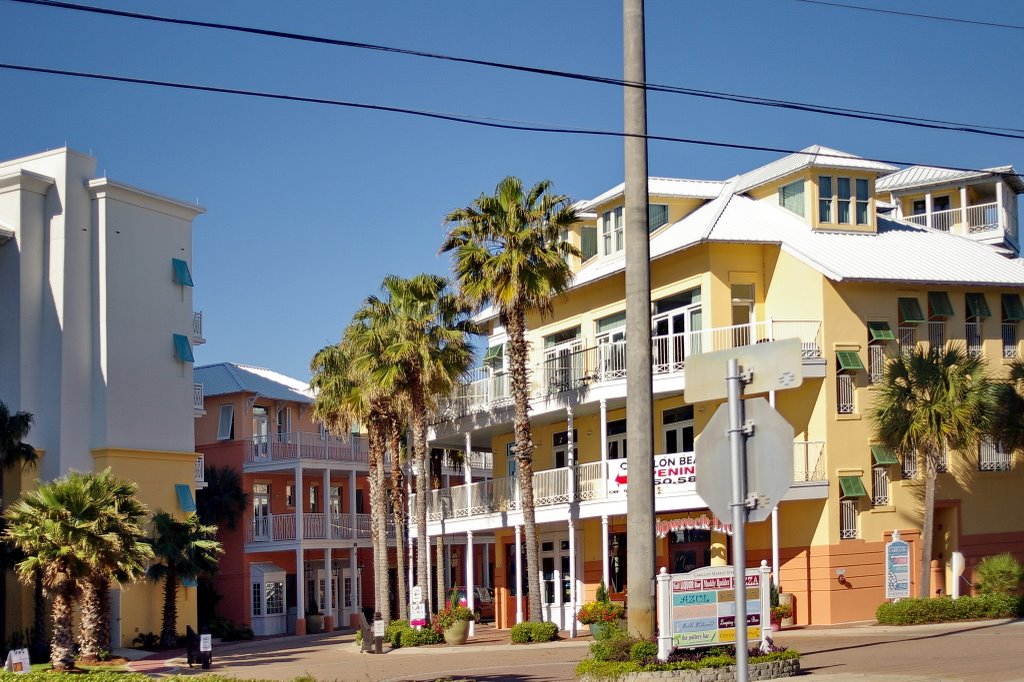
[793,441,826,482]
[193,383,204,412]
[872,466,890,506]
[979,442,1012,472]
[195,453,205,485]
[836,374,855,415]
[246,511,387,543]
[898,325,916,354]
[434,318,823,421]
[902,453,918,480]
[928,320,946,348]
[839,499,858,540]
[868,344,886,384]
[967,321,984,358]
[1002,322,1018,358]
[192,311,204,341]
[966,202,1000,233]
[246,431,370,465]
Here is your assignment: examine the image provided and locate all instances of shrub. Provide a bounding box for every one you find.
[595,579,609,603]
[384,619,409,646]
[383,620,443,648]
[576,646,798,678]
[208,615,253,642]
[577,600,625,625]
[974,553,1024,595]
[510,621,559,644]
[509,622,532,644]
[131,632,160,649]
[875,594,1024,625]
[629,640,658,664]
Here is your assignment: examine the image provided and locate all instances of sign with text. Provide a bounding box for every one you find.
[608,452,697,495]
[410,602,427,627]
[199,634,212,652]
[885,536,911,599]
[4,648,29,673]
[664,565,767,650]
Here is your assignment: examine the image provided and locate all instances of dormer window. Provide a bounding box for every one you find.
[601,207,624,255]
[779,180,805,217]
[819,176,871,226]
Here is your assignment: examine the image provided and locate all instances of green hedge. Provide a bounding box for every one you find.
[510,621,559,644]
[576,649,799,679]
[875,594,1024,625]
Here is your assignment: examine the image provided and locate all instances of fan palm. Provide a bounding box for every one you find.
[147,512,222,649]
[353,274,476,620]
[0,401,40,637]
[77,470,153,660]
[196,465,247,532]
[989,358,1024,455]
[871,343,992,598]
[441,176,580,620]
[3,471,116,669]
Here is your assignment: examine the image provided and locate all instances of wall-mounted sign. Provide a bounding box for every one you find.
[656,513,733,538]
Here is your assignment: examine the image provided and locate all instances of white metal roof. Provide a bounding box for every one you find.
[249,562,286,579]
[194,362,313,403]
[734,145,899,193]
[876,165,1024,194]
[578,177,725,211]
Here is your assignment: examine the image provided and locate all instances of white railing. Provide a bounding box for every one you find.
[195,453,206,485]
[904,202,1000,236]
[902,453,918,480]
[534,467,573,506]
[433,319,823,422]
[793,441,826,482]
[839,499,858,539]
[872,466,890,506]
[979,442,1012,472]
[577,461,606,501]
[193,383,204,412]
[898,325,916,354]
[928,320,946,348]
[836,374,855,415]
[967,321,983,358]
[967,202,1000,233]
[246,431,370,465]
[1002,322,1018,358]
[245,511,384,544]
[192,310,204,342]
[868,344,886,384]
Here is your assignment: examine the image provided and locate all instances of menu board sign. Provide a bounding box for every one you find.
[667,565,766,649]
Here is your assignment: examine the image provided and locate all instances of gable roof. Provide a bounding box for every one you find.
[876,165,1024,194]
[734,145,899,193]
[578,177,725,211]
[195,362,313,403]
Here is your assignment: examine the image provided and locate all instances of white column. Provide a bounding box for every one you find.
[324,547,333,628]
[567,406,576,500]
[568,518,577,638]
[467,530,475,637]
[323,468,331,537]
[601,515,610,589]
[464,433,473,516]
[769,390,780,588]
[997,180,1008,232]
[349,546,358,621]
[960,186,969,234]
[296,464,304,542]
[925,192,934,229]
[295,547,305,626]
[407,473,415,597]
[348,470,357,521]
[483,542,490,589]
[600,399,608,499]
[515,525,523,624]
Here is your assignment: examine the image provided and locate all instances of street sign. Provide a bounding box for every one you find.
[684,338,803,404]
[696,397,794,523]
[885,531,911,599]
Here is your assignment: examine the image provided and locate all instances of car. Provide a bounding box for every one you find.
[447,586,495,623]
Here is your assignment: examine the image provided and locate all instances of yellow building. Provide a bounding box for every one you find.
[424,146,1024,628]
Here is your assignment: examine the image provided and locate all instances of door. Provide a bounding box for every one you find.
[539,536,579,629]
[596,329,626,380]
[252,483,270,541]
[252,407,270,460]
[653,306,701,370]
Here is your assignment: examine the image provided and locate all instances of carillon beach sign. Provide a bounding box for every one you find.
[608,452,698,495]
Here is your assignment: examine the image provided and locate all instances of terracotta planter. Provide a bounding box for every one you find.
[306,613,323,634]
[443,619,470,645]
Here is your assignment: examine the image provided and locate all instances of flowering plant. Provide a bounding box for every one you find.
[576,599,625,625]
[770,603,793,622]
[431,601,476,633]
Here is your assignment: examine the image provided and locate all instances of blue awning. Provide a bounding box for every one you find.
[173,334,194,363]
[175,483,196,513]
[172,258,194,287]
[182,577,198,588]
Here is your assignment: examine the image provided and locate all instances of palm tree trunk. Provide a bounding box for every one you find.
[389,425,408,621]
[507,307,542,622]
[31,570,46,662]
[919,449,937,599]
[367,427,387,620]
[375,429,390,622]
[160,569,178,649]
[78,573,111,659]
[410,375,430,619]
[435,535,445,610]
[50,582,75,670]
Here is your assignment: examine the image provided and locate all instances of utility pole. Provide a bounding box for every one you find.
[623,0,655,638]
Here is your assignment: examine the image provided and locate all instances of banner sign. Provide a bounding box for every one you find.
[656,564,769,656]
[608,452,697,495]
[885,534,911,600]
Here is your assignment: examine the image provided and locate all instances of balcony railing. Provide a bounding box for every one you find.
[435,319,822,421]
[247,431,370,465]
[192,311,205,344]
[1002,322,1018,358]
[903,202,1000,235]
[839,499,858,540]
[195,453,207,488]
[836,374,855,415]
[246,511,393,544]
[417,442,826,524]
[193,383,205,416]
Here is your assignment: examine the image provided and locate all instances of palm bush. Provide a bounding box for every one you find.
[974,553,1024,595]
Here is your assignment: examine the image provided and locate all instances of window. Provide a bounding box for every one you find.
[552,430,578,469]
[902,452,918,479]
[839,476,865,539]
[506,442,518,478]
[648,204,669,232]
[265,581,284,615]
[856,178,869,224]
[309,485,319,513]
[286,483,294,508]
[1002,294,1023,358]
[898,297,924,353]
[175,484,196,513]
[933,195,951,212]
[607,419,627,459]
[277,407,291,438]
[601,207,624,255]
[867,322,893,383]
[581,225,598,261]
[928,292,953,348]
[871,445,897,505]
[779,180,805,216]
[936,441,948,473]
[355,489,365,514]
[966,293,990,358]
[252,582,263,616]
[173,334,194,363]
[217,405,234,440]
[818,176,833,222]
[979,441,1012,471]
[172,258,194,287]
[837,177,851,224]
[836,351,861,415]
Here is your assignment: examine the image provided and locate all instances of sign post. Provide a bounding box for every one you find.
[199,633,212,670]
[885,530,911,601]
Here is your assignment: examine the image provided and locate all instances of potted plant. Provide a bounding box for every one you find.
[577,581,625,640]
[432,600,476,645]
[770,603,793,631]
[306,599,324,635]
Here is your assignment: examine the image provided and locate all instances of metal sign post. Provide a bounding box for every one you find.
[726,358,750,682]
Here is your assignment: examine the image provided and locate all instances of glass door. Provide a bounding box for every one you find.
[252,483,270,541]
[252,407,270,460]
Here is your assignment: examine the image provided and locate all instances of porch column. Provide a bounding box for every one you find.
[567,405,576,500]
[960,186,969,233]
[465,432,473,515]
[296,464,304,541]
[568,518,577,638]
[295,547,306,635]
[483,542,490,589]
[997,180,1008,231]
[324,547,333,631]
[407,473,415,598]
[769,390,780,588]
[349,545,358,626]
[323,469,331,538]
[348,469,357,522]
[515,525,523,624]
[601,515,610,589]
[467,530,475,637]
[925,192,934,229]
[600,399,608,498]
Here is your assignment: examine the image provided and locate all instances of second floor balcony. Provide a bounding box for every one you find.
[247,431,370,469]
[245,511,396,546]
[436,319,822,422]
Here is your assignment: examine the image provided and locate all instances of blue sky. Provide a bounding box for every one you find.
[2,0,1022,380]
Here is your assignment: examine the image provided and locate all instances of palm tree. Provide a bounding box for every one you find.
[388,418,409,621]
[77,470,153,660]
[990,358,1024,455]
[871,344,992,598]
[442,176,580,620]
[147,512,222,649]
[3,471,112,669]
[196,465,247,532]
[0,401,40,637]
[354,274,476,621]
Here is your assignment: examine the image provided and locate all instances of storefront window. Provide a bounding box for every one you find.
[608,533,628,593]
[669,529,711,573]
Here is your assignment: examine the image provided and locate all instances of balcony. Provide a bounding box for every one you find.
[902,201,1016,248]
[245,512,395,545]
[192,311,205,345]
[195,453,208,490]
[417,441,827,527]
[436,319,822,422]
[246,431,369,468]
[193,382,205,417]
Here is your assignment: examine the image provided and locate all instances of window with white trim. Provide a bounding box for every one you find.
[872,465,890,506]
[266,581,284,615]
[601,207,624,255]
[217,405,234,441]
[902,453,918,480]
[819,175,870,226]
[506,442,518,478]
[581,225,598,261]
[252,582,262,616]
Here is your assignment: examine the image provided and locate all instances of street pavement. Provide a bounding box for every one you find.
[123,618,1024,681]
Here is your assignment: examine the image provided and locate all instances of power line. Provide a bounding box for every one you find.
[2,61,1020,181]
[793,0,1024,31]
[7,0,1024,140]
